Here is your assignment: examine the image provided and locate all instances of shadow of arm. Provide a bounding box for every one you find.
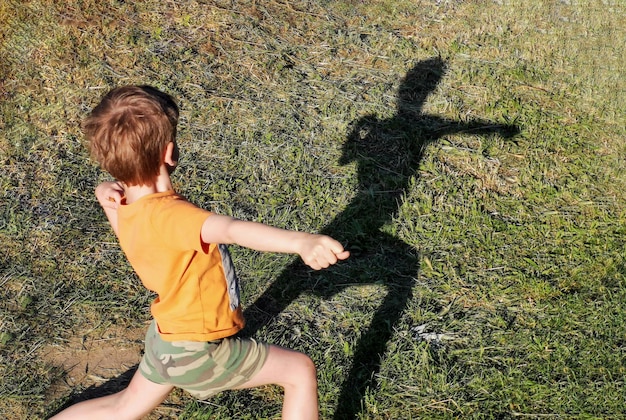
[429,117,520,140]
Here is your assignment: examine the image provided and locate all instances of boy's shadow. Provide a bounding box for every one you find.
[241,57,519,419]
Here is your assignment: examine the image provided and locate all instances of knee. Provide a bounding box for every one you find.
[293,353,317,387]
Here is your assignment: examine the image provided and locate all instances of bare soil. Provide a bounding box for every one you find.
[39,322,185,418]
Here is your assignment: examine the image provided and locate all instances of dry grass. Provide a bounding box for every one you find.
[1,0,625,418]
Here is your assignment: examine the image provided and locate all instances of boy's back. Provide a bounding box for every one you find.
[116,189,245,342]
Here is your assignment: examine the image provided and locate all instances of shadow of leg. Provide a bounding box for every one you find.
[46,366,138,418]
[331,246,417,419]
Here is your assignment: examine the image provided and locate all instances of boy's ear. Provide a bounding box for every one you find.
[164,141,179,166]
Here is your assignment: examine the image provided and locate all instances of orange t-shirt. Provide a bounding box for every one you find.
[117,190,245,342]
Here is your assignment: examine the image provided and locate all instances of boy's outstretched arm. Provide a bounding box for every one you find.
[94,181,125,236]
[201,215,350,270]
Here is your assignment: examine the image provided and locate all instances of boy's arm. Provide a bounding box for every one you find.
[201,215,350,270]
[95,181,125,237]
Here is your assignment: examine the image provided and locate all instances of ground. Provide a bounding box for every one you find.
[41,322,186,419]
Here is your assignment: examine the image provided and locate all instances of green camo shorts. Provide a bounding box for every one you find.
[138,320,269,400]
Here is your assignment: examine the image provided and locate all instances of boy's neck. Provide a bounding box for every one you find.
[124,165,174,204]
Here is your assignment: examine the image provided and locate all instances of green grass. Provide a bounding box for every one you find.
[1,0,626,418]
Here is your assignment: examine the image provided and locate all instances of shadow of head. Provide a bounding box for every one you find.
[397,56,447,118]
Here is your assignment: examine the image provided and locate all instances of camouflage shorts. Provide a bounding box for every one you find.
[138,320,269,400]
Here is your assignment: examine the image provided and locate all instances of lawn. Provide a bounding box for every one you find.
[1,1,625,419]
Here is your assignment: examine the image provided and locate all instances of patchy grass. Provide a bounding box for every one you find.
[1,0,625,419]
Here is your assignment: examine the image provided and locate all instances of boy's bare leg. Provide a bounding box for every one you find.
[234,344,319,420]
[50,369,173,420]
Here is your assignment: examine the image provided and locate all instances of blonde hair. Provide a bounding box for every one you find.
[83,85,179,185]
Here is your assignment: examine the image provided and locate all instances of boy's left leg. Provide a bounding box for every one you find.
[49,369,173,420]
[232,344,319,420]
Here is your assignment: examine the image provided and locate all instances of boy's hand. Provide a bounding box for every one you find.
[298,234,350,270]
[95,181,125,210]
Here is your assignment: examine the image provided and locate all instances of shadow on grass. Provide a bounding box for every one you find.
[241,56,520,419]
[48,57,519,419]
[46,367,138,418]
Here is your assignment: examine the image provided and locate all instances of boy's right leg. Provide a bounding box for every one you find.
[49,369,173,420]
[233,344,319,420]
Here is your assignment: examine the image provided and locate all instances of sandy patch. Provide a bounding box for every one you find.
[42,322,146,393]
[39,323,188,418]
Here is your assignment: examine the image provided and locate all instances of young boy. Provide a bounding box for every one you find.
[52,85,349,420]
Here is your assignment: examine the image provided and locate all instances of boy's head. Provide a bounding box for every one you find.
[83,85,179,186]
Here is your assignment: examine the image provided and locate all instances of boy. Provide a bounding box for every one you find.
[52,85,349,419]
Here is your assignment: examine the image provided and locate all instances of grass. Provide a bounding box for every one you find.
[1,0,626,418]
